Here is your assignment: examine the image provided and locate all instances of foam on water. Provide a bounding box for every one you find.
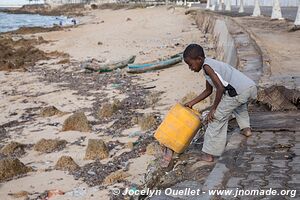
[0,12,75,32]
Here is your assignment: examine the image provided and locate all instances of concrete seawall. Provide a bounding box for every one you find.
[194,10,265,85]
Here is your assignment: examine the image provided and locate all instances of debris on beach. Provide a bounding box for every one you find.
[84,139,109,160]
[55,156,80,172]
[0,158,32,182]
[40,106,67,117]
[144,153,214,189]
[80,58,105,71]
[62,112,91,132]
[57,58,70,64]
[91,4,98,9]
[125,142,134,150]
[185,9,198,15]
[0,36,69,71]
[8,191,29,199]
[131,116,139,125]
[106,140,124,151]
[144,157,174,189]
[84,55,135,73]
[0,142,26,157]
[47,189,65,199]
[145,91,162,107]
[0,126,8,140]
[103,170,130,185]
[34,139,67,153]
[47,50,69,59]
[73,136,153,186]
[0,37,48,71]
[146,142,161,156]
[9,26,63,34]
[138,113,158,131]
[98,100,121,118]
[257,85,300,111]
[289,25,300,32]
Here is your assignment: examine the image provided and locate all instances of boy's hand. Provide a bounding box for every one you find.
[184,101,194,109]
[207,108,216,123]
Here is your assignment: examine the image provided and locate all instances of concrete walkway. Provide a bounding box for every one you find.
[223,130,300,199]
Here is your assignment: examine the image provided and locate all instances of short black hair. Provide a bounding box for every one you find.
[183,44,205,59]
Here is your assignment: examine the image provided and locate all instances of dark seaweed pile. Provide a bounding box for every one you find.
[35,64,162,135]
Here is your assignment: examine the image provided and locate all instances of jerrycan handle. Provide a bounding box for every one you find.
[180,103,200,116]
[189,108,200,116]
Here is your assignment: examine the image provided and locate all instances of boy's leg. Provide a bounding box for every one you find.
[202,95,240,158]
[233,85,257,136]
[233,103,252,136]
[202,116,229,157]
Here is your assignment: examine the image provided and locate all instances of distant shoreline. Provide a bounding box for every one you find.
[0,6,22,10]
[0,7,20,8]
[0,4,44,9]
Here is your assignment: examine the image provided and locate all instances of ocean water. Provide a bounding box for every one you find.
[0,12,75,33]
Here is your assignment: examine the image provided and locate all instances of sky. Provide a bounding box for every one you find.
[0,0,44,7]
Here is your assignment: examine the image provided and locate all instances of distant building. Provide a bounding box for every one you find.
[44,0,300,6]
[0,0,44,7]
[214,0,298,7]
[44,0,90,5]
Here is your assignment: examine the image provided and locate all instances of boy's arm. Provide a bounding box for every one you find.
[203,64,225,122]
[184,80,213,108]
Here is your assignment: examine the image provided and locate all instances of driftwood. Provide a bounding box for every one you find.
[85,55,136,72]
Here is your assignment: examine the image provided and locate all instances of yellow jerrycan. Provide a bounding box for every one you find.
[154,103,201,153]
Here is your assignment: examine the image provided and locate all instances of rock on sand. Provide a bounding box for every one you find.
[34,139,67,153]
[103,170,130,185]
[0,142,26,157]
[146,142,161,156]
[62,112,91,132]
[55,156,80,172]
[40,106,67,117]
[84,139,109,160]
[138,113,157,131]
[0,158,32,182]
[98,99,121,118]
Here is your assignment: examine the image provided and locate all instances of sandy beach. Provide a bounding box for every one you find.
[0,6,211,200]
[1,3,300,200]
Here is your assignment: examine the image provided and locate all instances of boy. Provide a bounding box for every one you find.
[183,44,257,162]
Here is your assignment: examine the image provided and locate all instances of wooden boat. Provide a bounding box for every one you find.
[85,55,136,72]
[127,53,182,74]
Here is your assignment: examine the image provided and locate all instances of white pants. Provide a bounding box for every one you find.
[202,86,257,156]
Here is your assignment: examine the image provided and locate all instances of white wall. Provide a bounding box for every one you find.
[45,0,86,5]
[0,0,44,7]
[211,0,299,7]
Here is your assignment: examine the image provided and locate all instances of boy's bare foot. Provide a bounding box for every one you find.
[241,127,252,137]
[198,152,214,162]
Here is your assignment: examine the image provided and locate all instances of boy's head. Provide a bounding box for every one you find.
[183,44,205,72]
